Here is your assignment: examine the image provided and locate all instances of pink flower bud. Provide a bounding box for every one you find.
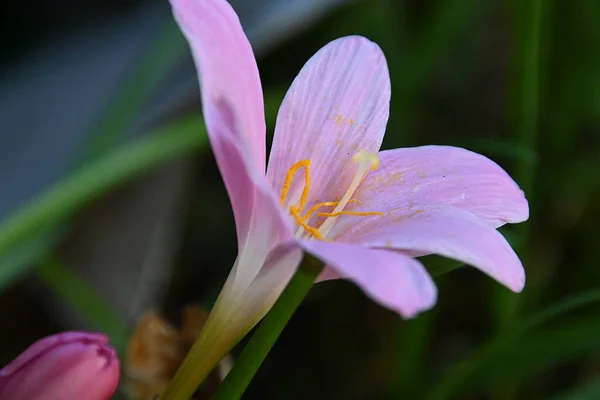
[0,331,120,400]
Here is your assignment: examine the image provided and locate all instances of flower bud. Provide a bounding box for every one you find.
[0,331,120,400]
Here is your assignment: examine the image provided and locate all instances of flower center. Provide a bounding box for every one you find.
[279,150,383,240]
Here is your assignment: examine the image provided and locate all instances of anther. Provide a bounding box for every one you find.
[280,160,311,211]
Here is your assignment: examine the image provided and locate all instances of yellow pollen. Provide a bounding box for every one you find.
[279,152,382,241]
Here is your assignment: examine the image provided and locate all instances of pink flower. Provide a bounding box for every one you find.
[170,0,528,368]
[0,332,120,400]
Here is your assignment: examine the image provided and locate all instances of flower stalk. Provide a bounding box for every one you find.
[160,258,322,400]
[211,258,322,400]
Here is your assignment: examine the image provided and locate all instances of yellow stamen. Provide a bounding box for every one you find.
[279,152,382,241]
[300,201,339,221]
[280,159,311,212]
[290,207,325,240]
[318,211,384,217]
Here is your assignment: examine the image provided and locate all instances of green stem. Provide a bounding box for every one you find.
[210,261,323,400]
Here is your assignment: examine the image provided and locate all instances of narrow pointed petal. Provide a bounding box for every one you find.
[171,0,275,246]
[337,206,525,292]
[171,0,266,170]
[206,137,293,292]
[267,36,391,208]
[301,240,437,318]
[332,146,528,235]
[208,129,290,249]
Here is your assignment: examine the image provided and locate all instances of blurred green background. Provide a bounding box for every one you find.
[1,0,600,399]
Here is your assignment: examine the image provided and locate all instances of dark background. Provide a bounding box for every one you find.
[1,0,599,399]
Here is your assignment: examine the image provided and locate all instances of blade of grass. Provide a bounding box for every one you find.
[390,307,439,398]
[548,379,600,400]
[386,1,490,396]
[492,2,543,398]
[511,0,543,206]
[0,227,64,290]
[0,90,284,292]
[445,138,538,166]
[472,315,600,393]
[422,255,464,278]
[19,23,190,337]
[37,257,130,355]
[83,21,187,161]
[395,0,489,147]
[0,114,205,259]
[425,286,600,399]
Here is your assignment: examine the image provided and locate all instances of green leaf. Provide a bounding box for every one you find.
[36,258,129,355]
[472,315,600,392]
[446,138,539,166]
[421,255,464,278]
[83,21,187,161]
[548,379,600,400]
[0,90,283,293]
[0,227,63,290]
[425,287,600,399]
[0,115,206,277]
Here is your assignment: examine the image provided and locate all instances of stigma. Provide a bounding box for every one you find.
[279,150,383,241]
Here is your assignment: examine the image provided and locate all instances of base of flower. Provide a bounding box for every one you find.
[211,256,323,400]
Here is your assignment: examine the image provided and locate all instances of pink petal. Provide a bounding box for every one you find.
[301,240,437,318]
[0,332,120,400]
[336,206,525,292]
[224,175,296,293]
[171,0,266,171]
[0,332,108,376]
[171,0,276,246]
[332,146,528,235]
[208,127,290,249]
[267,36,390,210]
[237,241,304,326]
